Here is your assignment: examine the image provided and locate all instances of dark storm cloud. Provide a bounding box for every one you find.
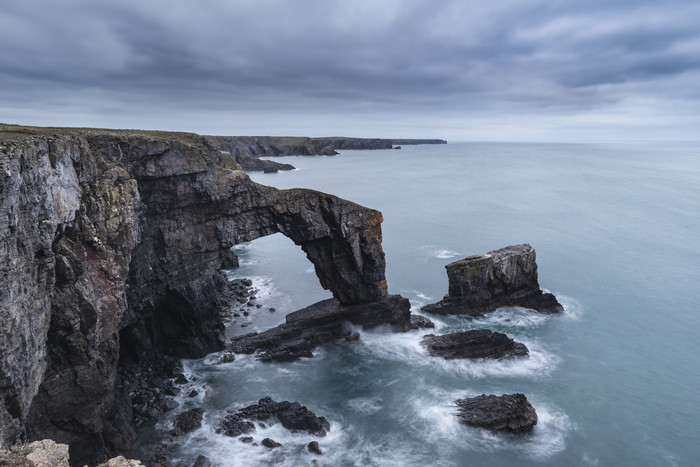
[1,0,699,138]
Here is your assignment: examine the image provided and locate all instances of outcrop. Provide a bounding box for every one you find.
[0,126,399,464]
[454,393,538,433]
[228,295,412,362]
[421,330,528,360]
[422,244,563,316]
[218,397,330,437]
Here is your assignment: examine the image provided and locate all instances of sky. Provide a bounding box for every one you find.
[1,0,699,141]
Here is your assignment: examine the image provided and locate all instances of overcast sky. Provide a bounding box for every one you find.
[1,0,699,141]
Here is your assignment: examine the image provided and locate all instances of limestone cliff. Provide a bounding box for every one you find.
[0,127,391,464]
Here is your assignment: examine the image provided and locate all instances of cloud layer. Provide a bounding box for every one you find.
[1,0,699,140]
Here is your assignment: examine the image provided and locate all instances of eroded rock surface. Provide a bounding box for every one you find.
[0,128,394,463]
[422,330,528,360]
[423,244,562,316]
[454,393,538,433]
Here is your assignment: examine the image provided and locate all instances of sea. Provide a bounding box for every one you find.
[132,142,700,466]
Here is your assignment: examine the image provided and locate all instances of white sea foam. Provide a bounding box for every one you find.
[357,329,558,379]
[470,307,551,328]
[410,392,572,460]
[421,245,462,260]
[346,396,383,414]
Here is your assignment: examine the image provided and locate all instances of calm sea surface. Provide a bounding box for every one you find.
[133,142,700,466]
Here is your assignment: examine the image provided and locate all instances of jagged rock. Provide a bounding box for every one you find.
[229,295,411,362]
[261,438,282,449]
[409,314,435,330]
[422,244,563,316]
[421,330,528,359]
[219,397,330,437]
[0,450,33,467]
[454,394,537,433]
[174,408,205,433]
[307,441,322,455]
[217,414,256,437]
[24,440,70,467]
[192,455,212,467]
[239,437,254,443]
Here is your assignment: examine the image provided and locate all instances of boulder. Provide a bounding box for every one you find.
[454,394,537,433]
[422,244,562,316]
[174,408,205,433]
[421,330,528,359]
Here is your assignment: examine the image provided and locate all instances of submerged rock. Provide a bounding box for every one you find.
[421,330,528,359]
[454,394,537,433]
[422,244,563,316]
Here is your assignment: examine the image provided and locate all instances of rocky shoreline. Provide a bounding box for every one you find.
[1,124,562,466]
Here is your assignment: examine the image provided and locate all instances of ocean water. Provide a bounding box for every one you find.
[133,142,700,466]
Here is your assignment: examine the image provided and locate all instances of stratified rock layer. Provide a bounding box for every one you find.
[421,330,528,360]
[0,128,393,464]
[454,393,537,433]
[422,244,562,316]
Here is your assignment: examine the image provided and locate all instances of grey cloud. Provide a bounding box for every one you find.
[0,0,699,139]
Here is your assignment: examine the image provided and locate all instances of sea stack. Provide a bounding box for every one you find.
[422,244,563,316]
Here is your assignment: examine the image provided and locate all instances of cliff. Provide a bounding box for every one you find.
[203,136,448,171]
[0,126,394,464]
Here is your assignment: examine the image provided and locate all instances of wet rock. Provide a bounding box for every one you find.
[188,390,199,398]
[409,314,435,329]
[229,295,411,362]
[192,455,212,467]
[162,399,179,412]
[217,414,255,437]
[423,244,563,316]
[421,330,528,359]
[174,374,189,385]
[174,408,204,433]
[261,438,282,449]
[308,441,322,455]
[236,397,330,435]
[454,394,537,433]
[239,436,254,443]
[217,352,236,364]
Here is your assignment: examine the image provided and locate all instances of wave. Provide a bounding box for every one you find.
[356,328,558,380]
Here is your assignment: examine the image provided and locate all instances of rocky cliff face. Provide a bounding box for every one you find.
[0,128,391,464]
